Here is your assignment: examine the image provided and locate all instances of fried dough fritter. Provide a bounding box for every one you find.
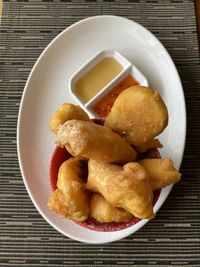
[104,86,168,151]
[86,160,154,219]
[56,120,137,164]
[139,158,181,190]
[50,103,90,134]
[90,193,133,223]
[137,139,163,153]
[48,158,89,221]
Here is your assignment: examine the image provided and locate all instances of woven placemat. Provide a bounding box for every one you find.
[0,1,200,266]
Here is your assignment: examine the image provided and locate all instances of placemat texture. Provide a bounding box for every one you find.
[0,1,199,266]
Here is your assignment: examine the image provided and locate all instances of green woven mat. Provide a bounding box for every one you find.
[0,1,200,266]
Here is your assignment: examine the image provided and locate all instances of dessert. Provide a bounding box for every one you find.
[90,193,133,223]
[50,103,90,134]
[139,158,181,190]
[86,160,154,219]
[56,120,137,164]
[47,84,181,231]
[104,86,168,152]
[48,158,89,221]
[49,146,162,231]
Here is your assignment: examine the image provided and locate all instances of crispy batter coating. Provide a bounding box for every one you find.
[90,193,133,223]
[48,158,89,221]
[139,158,181,190]
[56,120,137,164]
[137,139,163,153]
[104,86,168,151]
[86,160,154,219]
[50,103,90,134]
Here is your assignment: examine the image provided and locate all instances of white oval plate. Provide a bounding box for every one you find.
[17,15,186,244]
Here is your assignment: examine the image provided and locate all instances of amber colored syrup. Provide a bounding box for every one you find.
[75,57,123,103]
[92,75,139,117]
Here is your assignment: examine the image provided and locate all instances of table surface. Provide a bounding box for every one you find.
[0,1,200,267]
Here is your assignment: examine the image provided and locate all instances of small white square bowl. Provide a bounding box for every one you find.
[69,49,148,117]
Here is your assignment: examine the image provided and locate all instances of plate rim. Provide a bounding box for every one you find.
[17,15,186,244]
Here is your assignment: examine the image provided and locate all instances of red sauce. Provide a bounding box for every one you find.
[76,188,160,232]
[49,146,71,192]
[49,132,161,232]
[92,75,139,117]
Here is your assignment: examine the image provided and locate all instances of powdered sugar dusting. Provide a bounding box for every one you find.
[56,120,87,154]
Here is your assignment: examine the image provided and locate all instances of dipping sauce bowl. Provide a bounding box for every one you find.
[69,49,148,118]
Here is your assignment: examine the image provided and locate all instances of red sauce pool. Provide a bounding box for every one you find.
[92,75,139,117]
[49,146,161,232]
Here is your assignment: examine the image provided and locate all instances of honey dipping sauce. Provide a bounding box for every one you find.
[93,74,139,117]
[75,57,123,103]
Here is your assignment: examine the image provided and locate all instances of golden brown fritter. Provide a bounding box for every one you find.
[139,158,181,190]
[48,158,89,221]
[86,160,154,219]
[50,103,90,134]
[104,86,168,151]
[90,193,133,223]
[137,139,163,153]
[56,120,137,164]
